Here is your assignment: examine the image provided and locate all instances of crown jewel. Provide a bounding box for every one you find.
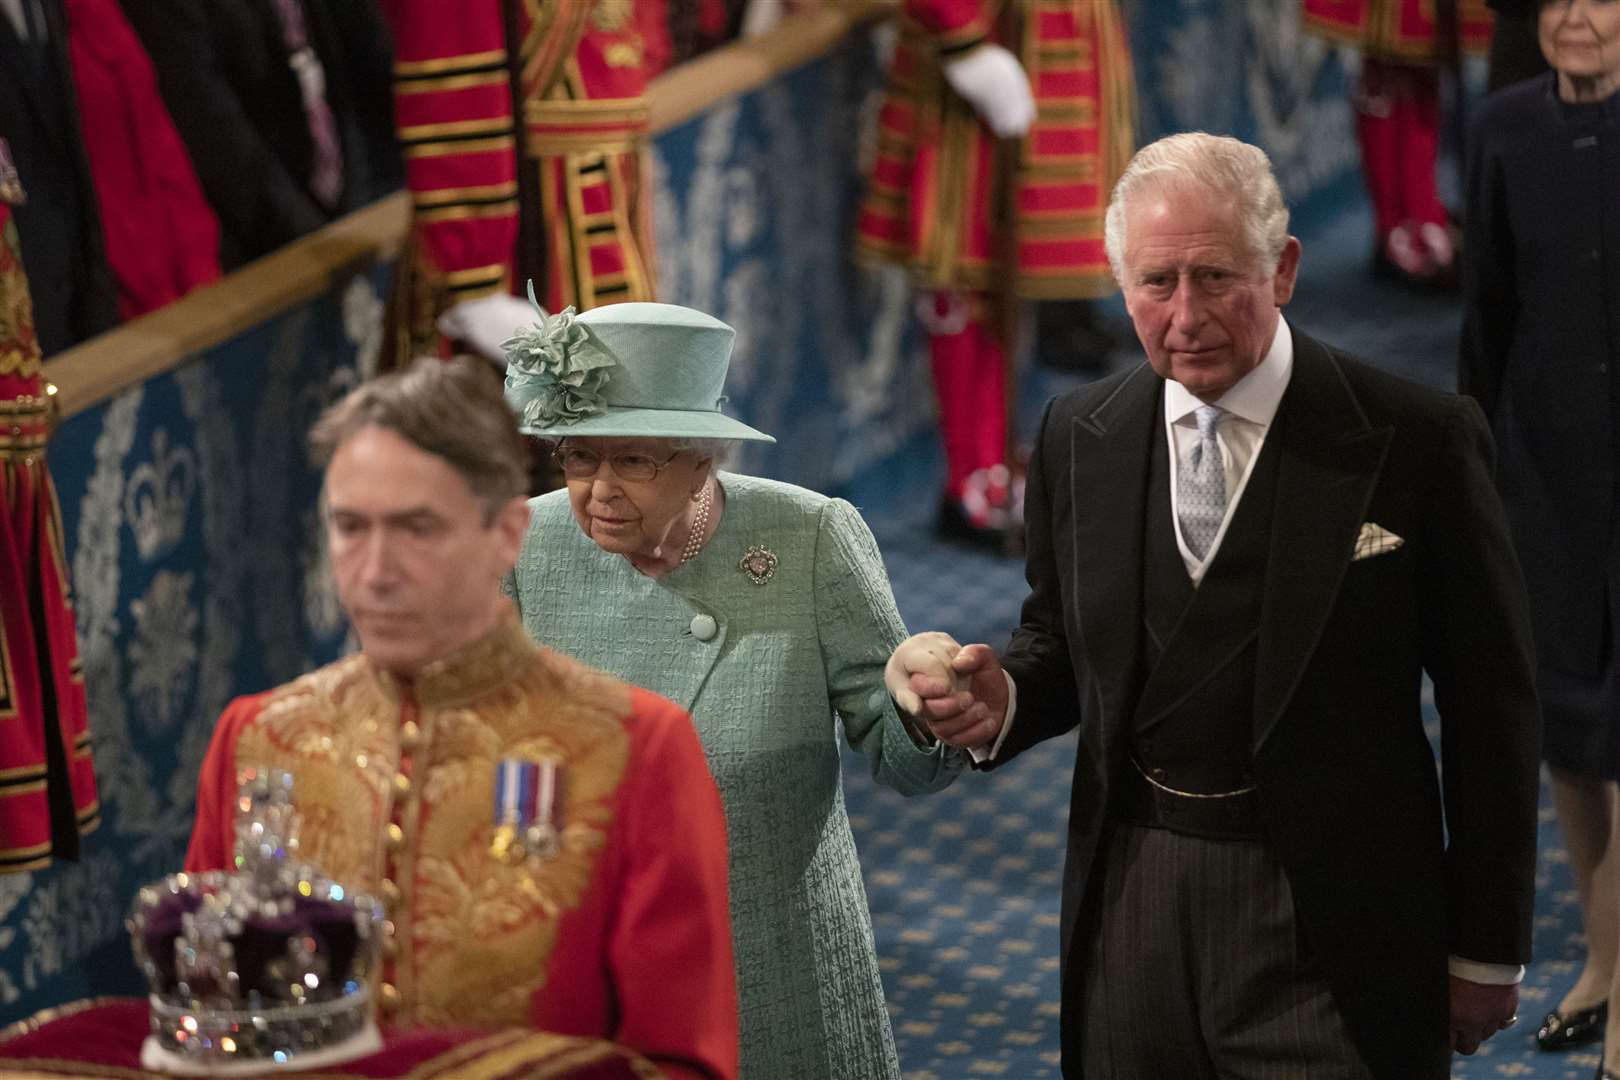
[129,769,384,1074]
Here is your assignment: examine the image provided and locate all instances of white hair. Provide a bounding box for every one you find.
[1103,132,1291,283]
[668,437,733,465]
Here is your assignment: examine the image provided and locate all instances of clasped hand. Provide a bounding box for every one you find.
[885,632,1008,751]
[1450,976,1518,1055]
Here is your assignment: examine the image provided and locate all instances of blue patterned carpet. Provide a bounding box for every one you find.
[842,197,1596,1078]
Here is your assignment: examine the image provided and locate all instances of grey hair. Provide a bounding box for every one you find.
[1103,132,1291,284]
[310,356,527,521]
[667,437,733,464]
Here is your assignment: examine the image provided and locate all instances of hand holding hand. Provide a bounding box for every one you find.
[885,631,963,716]
[1449,976,1518,1055]
[888,634,1008,751]
[942,43,1035,138]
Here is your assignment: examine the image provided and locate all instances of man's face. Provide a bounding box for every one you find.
[1120,187,1301,402]
[1539,0,1620,84]
[325,426,526,675]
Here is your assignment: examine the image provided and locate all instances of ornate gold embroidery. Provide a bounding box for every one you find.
[0,218,41,379]
[234,618,634,1029]
[409,638,631,1026]
[236,657,399,893]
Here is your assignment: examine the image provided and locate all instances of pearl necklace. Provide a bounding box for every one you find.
[679,482,713,565]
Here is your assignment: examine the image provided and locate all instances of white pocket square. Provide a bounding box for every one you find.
[1351,522,1404,561]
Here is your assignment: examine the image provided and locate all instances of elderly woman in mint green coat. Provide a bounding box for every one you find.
[500,298,964,1080]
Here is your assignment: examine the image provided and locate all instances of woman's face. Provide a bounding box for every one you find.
[563,437,711,560]
[1540,0,1620,84]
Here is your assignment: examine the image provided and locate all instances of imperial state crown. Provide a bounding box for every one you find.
[128,768,385,1074]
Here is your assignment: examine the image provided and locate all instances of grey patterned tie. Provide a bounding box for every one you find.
[1178,404,1227,561]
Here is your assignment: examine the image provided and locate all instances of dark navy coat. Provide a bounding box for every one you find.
[1461,73,1620,682]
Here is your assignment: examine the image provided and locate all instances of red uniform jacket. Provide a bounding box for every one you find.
[0,196,99,874]
[1303,0,1494,61]
[186,614,739,1080]
[378,0,718,357]
[857,0,1136,300]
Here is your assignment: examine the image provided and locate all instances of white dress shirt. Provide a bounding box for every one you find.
[1164,317,1293,585]
[975,317,1520,985]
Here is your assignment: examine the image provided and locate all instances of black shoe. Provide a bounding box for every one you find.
[1537,1001,1607,1051]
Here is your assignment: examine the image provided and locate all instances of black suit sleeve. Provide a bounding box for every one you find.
[1458,111,1517,420]
[119,0,326,263]
[1420,394,1540,965]
[306,0,403,205]
[991,397,1083,766]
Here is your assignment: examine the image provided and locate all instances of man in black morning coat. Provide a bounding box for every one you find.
[887,131,1540,1079]
[0,0,116,355]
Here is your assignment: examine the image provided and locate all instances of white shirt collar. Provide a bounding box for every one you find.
[1163,315,1294,428]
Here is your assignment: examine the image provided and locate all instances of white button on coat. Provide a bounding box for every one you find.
[689,614,718,641]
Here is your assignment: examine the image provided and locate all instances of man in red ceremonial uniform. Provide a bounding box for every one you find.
[379,0,722,361]
[1303,0,1492,285]
[185,357,739,1080]
[857,0,1135,548]
[0,141,99,875]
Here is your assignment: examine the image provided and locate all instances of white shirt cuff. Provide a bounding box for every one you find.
[1447,956,1523,985]
[968,672,1017,764]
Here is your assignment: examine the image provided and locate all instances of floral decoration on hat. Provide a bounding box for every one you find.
[502,281,617,427]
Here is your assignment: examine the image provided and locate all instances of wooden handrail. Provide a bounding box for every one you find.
[46,193,413,419]
[45,0,897,420]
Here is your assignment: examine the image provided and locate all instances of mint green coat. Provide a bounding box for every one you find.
[508,472,964,1080]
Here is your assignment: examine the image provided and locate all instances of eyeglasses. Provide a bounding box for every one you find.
[552,444,683,482]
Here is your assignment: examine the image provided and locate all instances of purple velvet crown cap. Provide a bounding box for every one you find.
[136,880,366,1005]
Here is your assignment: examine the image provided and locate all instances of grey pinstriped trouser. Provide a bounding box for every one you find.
[1078,824,1376,1079]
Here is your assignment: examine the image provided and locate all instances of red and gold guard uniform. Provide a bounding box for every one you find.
[857,0,1134,530]
[1303,0,1493,276]
[0,173,99,875]
[380,0,719,358]
[185,611,739,1080]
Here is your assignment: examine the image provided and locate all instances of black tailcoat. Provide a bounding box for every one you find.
[0,0,116,355]
[119,0,398,268]
[990,326,1541,1079]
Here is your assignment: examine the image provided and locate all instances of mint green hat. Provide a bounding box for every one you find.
[502,287,774,443]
